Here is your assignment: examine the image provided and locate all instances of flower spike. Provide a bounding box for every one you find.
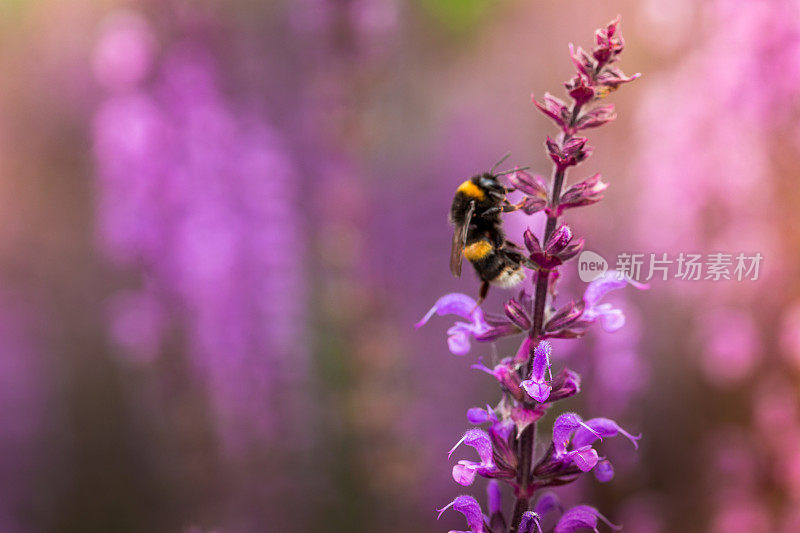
[421,17,641,532]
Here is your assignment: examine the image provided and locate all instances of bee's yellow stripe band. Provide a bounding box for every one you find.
[464,240,493,261]
[457,180,486,200]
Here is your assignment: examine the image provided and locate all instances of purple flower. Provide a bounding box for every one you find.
[415,293,491,355]
[449,429,500,486]
[535,414,639,481]
[508,170,548,215]
[521,341,553,402]
[594,66,640,93]
[504,298,533,330]
[558,173,608,213]
[531,413,602,476]
[543,271,647,337]
[592,16,625,63]
[554,505,621,533]
[573,105,617,132]
[572,417,641,449]
[544,300,587,337]
[552,413,601,456]
[467,405,498,425]
[437,495,487,533]
[564,75,595,106]
[547,368,582,401]
[525,225,584,271]
[532,92,572,132]
[546,136,593,169]
[581,271,649,332]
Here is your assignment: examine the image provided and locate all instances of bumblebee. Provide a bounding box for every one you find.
[449,155,529,303]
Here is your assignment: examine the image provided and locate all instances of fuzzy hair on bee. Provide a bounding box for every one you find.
[449,155,531,303]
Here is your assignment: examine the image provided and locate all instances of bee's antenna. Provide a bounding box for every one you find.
[494,166,530,176]
[490,152,512,174]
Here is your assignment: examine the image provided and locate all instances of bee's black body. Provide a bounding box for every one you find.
[449,172,527,300]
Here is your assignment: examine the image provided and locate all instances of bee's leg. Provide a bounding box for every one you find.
[501,200,525,213]
[483,206,502,216]
[476,281,490,307]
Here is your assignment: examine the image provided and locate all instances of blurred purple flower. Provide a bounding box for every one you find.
[580,271,648,332]
[93,27,309,452]
[700,308,758,386]
[416,293,491,355]
[93,10,155,91]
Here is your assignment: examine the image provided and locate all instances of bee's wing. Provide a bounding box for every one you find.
[450,201,475,277]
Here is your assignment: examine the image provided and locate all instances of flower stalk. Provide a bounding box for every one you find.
[512,87,585,533]
[418,17,645,533]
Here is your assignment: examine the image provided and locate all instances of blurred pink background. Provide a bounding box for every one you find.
[0,0,799,531]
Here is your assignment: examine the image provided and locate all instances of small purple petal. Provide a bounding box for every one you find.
[554,505,621,533]
[449,429,494,465]
[416,293,484,328]
[447,324,475,355]
[453,462,479,486]
[580,272,648,333]
[594,460,615,482]
[531,341,552,382]
[565,445,599,471]
[533,491,561,519]
[505,299,532,330]
[524,229,542,254]
[545,225,573,254]
[521,380,552,403]
[518,511,544,533]
[593,304,626,332]
[509,169,548,198]
[548,368,581,401]
[514,336,535,363]
[487,480,502,517]
[552,413,583,454]
[572,418,641,450]
[582,271,648,308]
[552,413,600,455]
[417,293,492,355]
[467,406,496,425]
[510,405,547,431]
[489,419,514,442]
[437,495,486,533]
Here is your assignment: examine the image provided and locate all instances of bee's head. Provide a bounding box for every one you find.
[476,173,506,198]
